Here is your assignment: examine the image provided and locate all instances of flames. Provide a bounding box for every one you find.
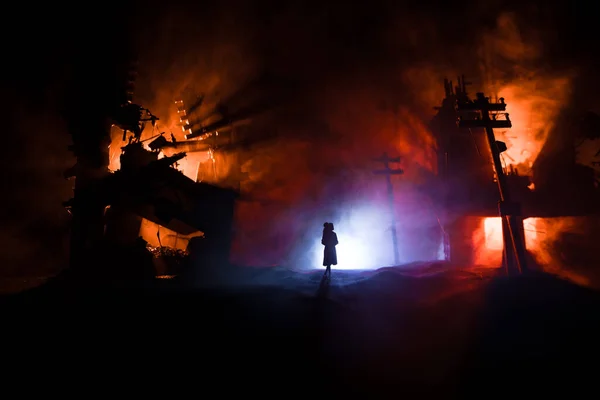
[493,79,571,173]
[128,73,577,269]
[470,78,594,288]
[107,102,214,182]
[465,13,600,289]
[107,71,581,273]
[474,217,593,287]
[107,102,220,248]
[102,11,594,273]
[476,12,574,174]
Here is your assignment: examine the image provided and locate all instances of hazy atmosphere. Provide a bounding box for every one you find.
[3,0,599,275]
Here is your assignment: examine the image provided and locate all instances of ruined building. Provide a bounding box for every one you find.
[63,41,239,281]
[430,76,600,268]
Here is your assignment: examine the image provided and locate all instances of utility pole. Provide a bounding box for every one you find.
[373,152,404,265]
[457,93,528,275]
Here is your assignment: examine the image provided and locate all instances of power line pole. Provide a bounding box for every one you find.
[457,93,528,275]
[373,152,404,265]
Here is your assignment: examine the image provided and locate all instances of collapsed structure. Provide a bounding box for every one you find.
[63,53,239,281]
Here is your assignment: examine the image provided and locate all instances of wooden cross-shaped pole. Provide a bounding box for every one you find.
[457,93,527,275]
[373,152,404,265]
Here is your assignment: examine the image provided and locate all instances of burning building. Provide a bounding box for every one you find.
[431,76,600,278]
[64,57,239,281]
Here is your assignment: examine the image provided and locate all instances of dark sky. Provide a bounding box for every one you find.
[2,0,599,273]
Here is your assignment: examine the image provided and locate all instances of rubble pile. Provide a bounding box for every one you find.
[148,246,189,277]
[147,246,189,258]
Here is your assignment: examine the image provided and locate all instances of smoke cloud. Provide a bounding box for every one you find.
[3,1,598,279]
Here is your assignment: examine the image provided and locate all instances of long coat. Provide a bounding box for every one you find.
[322,230,338,266]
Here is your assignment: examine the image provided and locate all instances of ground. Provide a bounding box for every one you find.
[2,262,600,396]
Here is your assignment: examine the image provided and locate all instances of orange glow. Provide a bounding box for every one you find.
[138,218,203,251]
[483,218,503,251]
[171,151,210,181]
[473,217,502,267]
[319,85,438,178]
[473,217,591,287]
[475,217,541,266]
[478,14,572,176]
[107,102,218,182]
[528,218,593,287]
[492,79,571,175]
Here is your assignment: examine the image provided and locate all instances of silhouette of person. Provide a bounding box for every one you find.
[321,222,338,277]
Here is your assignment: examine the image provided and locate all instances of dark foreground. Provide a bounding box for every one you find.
[2,263,600,397]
